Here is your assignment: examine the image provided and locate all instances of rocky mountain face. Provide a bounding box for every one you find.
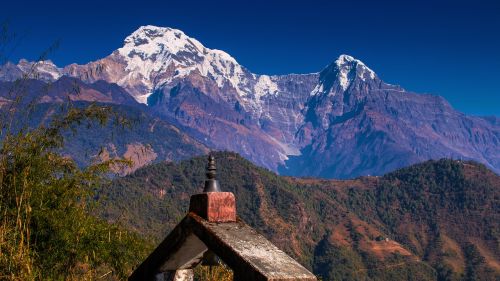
[1,25,499,178]
[100,152,500,281]
[282,56,500,178]
[0,78,209,173]
[0,76,138,106]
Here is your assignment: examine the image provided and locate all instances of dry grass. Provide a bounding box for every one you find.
[440,234,465,273]
[194,263,233,281]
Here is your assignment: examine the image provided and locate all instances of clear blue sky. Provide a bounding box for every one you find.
[1,0,499,116]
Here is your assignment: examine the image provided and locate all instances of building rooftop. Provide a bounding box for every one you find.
[129,155,317,281]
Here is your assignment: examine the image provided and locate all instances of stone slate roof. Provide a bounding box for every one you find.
[129,212,317,281]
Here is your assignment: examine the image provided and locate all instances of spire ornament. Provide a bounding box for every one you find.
[203,154,221,192]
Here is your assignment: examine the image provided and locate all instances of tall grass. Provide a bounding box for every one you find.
[194,263,233,281]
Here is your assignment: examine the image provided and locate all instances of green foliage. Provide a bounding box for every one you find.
[462,243,495,281]
[0,101,151,279]
[313,236,367,281]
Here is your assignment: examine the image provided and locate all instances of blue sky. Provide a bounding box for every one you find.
[1,0,499,116]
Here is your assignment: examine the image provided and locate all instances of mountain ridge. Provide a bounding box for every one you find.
[1,25,499,179]
[0,77,209,173]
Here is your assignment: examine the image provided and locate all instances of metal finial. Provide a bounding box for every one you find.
[203,154,221,192]
[206,155,216,180]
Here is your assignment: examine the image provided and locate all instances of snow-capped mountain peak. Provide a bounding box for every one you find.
[0,25,284,114]
[116,25,250,102]
[112,25,292,117]
[310,54,377,96]
[335,54,376,89]
[120,25,205,60]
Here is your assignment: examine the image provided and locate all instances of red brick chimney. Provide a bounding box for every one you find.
[188,155,236,223]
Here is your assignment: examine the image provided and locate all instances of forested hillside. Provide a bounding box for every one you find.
[100,152,500,281]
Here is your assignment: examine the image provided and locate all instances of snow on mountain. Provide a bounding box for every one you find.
[254,75,279,98]
[16,59,62,81]
[110,25,324,120]
[310,54,377,96]
[0,25,302,119]
[0,26,380,118]
[336,54,376,87]
[117,25,251,98]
